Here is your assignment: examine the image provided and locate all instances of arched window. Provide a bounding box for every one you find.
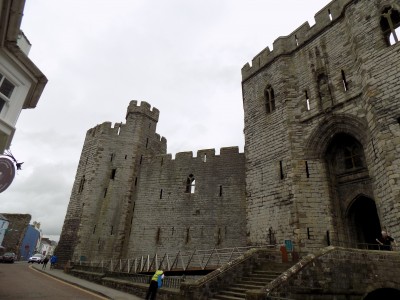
[380,6,400,45]
[185,174,195,193]
[343,144,363,169]
[327,133,365,174]
[264,85,275,114]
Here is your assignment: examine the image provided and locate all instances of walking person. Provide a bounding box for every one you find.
[376,230,397,251]
[50,254,58,269]
[42,256,49,270]
[145,269,164,300]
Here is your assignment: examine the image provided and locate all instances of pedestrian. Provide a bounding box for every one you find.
[42,256,49,270]
[376,230,397,251]
[145,269,164,300]
[50,255,58,269]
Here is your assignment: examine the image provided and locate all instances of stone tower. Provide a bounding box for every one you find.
[242,0,400,252]
[56,101,166,264]
[56,100,247,264]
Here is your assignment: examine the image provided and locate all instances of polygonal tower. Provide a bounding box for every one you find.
[242,0,400,253]
[55,101,166,264]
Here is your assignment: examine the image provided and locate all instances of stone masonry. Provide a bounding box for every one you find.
[57,0,400,269]
[56,101,246,265]
[242,0,400,253]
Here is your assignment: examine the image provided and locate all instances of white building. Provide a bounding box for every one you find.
[0,213,9,246]
[0,0,47,153]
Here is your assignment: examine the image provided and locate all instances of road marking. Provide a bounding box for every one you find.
[29,265,109,299]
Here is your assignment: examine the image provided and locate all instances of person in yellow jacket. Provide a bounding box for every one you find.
[145,270,164,300]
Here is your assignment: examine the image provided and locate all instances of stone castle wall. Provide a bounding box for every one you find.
[242,0,400,252]
[57,0,400,265]
[56,100,246,263]
[127,147,247,256]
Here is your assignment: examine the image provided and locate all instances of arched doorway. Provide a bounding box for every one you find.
[364,288,400,300]
[347,196,381,248]
[325,132,379,248]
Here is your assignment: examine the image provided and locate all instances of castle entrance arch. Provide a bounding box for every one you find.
[364,288,400,300]
[346,196,381,248]
[325,132,377,248]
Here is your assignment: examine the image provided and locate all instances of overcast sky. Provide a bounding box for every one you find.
[0,0,330,241]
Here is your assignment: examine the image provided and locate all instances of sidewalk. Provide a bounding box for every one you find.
[31,263,144,300]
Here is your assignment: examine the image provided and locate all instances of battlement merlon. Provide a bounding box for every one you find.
[241,0,352,81]
[142,147,243,164]
[126,100,160,122]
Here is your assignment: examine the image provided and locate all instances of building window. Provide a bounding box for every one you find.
[110,169,116,179]
[380,6,400,45]
[0,73,15,113]
[344,144,363,170]
[264,85,275,114]
[185,174,195,193]
[78,176,85,193]
[305,90,310,111]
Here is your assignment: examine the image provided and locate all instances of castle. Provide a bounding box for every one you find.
[56,0,400,266]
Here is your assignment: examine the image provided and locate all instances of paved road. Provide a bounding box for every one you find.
[0,262,107,299]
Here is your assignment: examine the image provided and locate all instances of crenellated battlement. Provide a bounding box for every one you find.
[126,100,160,121]
[86,120,166,145]
[142,147,243,165]
[241,0,351,81]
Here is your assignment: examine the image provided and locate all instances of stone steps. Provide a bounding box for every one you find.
[209,260,294,300]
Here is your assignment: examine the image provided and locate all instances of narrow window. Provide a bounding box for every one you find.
[203,154,207,162]
[140,155,143,164]
[110,226,113,235]
[110,169,116,179]
[130,216,133,225]
[380,7,400,45]
[328,9,333,21]
[160,189,163,199]
[78,176,85,193]
[135,177,138,186]
[185,174,195,193]
[327,230,331,246]
[219,185,223,197]
[93,225,96,234]
[146,138,149,149]
[305,161,310,178]
[186,227,190,244]
[125,155,127,159]
[397,117,400,125]
[172,227,175,236]
[307,227,311,239]
[161,158,164,166]
[103,188,108,198]
[117,126,121,135]
[341,70,348,91]
[295,35,299,46]
[279,161,284,180]
[217,228,221,245]
[110,153,114,161]
[156,227,161,243]
[264,86,276,114]
[305,90,310,111]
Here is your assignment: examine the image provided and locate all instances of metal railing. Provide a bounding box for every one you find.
[73,245,276,274]
[356,243,399,251]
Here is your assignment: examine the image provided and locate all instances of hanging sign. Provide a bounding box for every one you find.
[0,157,16,193]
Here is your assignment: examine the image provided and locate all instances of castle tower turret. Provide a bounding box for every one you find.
[55,101,166,265]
